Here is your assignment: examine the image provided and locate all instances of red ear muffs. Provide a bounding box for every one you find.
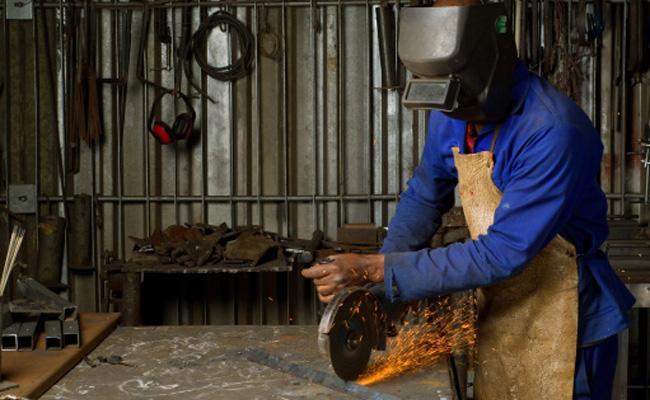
[148,90,197,145]
[151,121,175,145]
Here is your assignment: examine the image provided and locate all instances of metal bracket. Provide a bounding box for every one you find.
[5,0,33,20]
[8,184,37,214]
[45,320,62,351]
[62,319,80,348]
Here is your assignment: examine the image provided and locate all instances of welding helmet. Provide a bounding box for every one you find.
[398,3,517,122]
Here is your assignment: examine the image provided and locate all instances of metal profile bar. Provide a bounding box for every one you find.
[17,318,41,352]
[45,319,62,350]
[62,319,80,347]
[1,323,20,351]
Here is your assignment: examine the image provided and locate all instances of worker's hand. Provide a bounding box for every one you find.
[301,254,384,303]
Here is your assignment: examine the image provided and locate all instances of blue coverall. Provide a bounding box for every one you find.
[380,61,636,398]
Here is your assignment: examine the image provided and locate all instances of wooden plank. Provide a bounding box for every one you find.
[0,312,120,399]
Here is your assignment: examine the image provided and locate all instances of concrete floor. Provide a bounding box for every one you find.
[42,326,453,400]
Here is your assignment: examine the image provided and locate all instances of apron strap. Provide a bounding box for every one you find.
[489,124,503,154]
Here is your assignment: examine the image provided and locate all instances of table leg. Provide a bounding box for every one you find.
[122,272,141,326]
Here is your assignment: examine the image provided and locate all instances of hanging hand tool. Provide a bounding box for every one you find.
[81,1,103,145]
[531,0,541,68]
[628,0,645,74]
[541,0,556,75]
[376,3,398,89]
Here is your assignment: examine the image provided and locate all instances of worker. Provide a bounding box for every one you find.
[302,1,636,399]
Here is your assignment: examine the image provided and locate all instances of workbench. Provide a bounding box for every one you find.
[113,261,292,326]
[42,326,454,399]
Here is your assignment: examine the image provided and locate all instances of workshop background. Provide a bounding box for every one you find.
[0,0,649,397]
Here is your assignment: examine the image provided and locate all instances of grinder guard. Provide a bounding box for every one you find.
[399,4,517,122]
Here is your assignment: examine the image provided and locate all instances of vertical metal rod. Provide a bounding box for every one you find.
[621,0,627,217]
[255,7,264,229]
[117,7,125,261]
[144,8,153,236]
[58,0,67,199]
[311,0,319,236]
[282,0,289,238]
[33,0,42,262]
[252,2,264,325]
[336,0,344,227]
[3,5,9,216]
[281,0,290,324]
[200,5,208,224]
[173,12,179,228]
[366,0,373,223]
[395,2,402,196]
[310,0,319,323]
[229,5,236,229]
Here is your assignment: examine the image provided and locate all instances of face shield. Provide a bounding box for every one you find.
[398,4,517,122]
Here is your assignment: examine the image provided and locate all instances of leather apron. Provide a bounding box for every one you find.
[451,132,578,399]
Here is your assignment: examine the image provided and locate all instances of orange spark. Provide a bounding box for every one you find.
[357,294,477,386]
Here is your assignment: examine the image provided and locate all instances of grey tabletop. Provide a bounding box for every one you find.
[42,325,454,400]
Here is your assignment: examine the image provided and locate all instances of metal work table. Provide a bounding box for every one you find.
[42,325,453,400]
[116,261,292,326]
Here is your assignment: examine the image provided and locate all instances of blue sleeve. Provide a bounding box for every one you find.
[384,125,594,301]
[380,114,457,255]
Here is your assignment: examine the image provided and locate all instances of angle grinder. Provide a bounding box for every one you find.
[317,285,407,381]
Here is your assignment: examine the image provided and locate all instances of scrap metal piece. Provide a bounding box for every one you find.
[318,287,386,381]
[11,276,77,320]
[45,320,63,351]
[1,322,20,351]
[336,224,381,246]
[17,318,40,351]
[63,319,80,348]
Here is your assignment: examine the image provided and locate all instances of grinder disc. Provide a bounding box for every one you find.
[318,288,384,381]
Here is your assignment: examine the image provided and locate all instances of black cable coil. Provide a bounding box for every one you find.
[185,11,255,82]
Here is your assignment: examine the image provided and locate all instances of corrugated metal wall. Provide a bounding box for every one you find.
[0,0,648,325]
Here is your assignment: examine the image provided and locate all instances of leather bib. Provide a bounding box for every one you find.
[452,146,578,400]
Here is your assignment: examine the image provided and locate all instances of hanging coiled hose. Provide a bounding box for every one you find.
[184,10,255,83]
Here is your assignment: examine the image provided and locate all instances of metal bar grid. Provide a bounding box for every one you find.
[0,0,645,328]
